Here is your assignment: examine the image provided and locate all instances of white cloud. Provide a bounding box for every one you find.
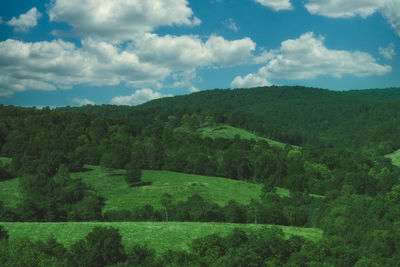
[49,0,201,42]
[266,32,391,79]
[110,88,171,105]
[189,86,200,93]
[255,0,293,11]
[72,97,95,106]
[6,7,42,32]
[382,0,400,36]
[134,33,256,69]
[205,35,256,66]
[379,43,396,59]
[231,72,271,88]
[231,32,391,88]
[0,39,170,97]
[304,0,400,36]
[0,32,257,97]
[253,49,277,64]
[223,18,239,32]
[305,0,382,18]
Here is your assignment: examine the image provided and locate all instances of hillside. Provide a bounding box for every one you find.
[70,166,263,213]
[1,88,400,265]
[0,222,322,253]
[56,86,400,151]
[0,164,263,212]
[178,123,290,148]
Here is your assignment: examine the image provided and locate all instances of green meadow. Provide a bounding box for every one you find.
[0,221,322,253]
[179,124,293,148]
[385,148,400,167]
[71,166,263,213]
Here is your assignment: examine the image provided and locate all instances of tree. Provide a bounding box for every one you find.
[0,225,8,241]
[125,161,142,186]
[69,227,126,267]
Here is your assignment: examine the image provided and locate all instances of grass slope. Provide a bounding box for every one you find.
[0,178,20,208]
[0,222,322,253]
[71,166,263,213]
[385,149,400,167]
[179,124,292,148]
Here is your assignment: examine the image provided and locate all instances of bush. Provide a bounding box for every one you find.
[125,161,142,185]
[69,226,127,267]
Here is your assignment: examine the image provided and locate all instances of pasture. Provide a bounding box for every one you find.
[0,221,323,253]
[71,166,263,213]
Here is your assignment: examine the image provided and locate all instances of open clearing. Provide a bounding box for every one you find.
[71,167,263,213]
[0,222,322,253]
[178,124,295,149]
[385,148,400,167]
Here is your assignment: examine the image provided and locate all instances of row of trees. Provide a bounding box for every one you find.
[2,224,399,266]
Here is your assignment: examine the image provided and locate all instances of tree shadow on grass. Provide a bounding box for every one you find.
[108,173,124,177]
[129,181,153,188]
[77,167,93,173]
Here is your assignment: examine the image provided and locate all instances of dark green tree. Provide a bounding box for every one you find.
[125,161,142,186]
[69,227,126,267]
[0,226,8,241]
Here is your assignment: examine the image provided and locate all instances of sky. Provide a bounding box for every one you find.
[0,0,399,107]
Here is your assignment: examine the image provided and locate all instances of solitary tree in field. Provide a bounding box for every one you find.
[125,161,142,186]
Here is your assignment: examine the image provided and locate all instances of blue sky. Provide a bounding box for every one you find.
[0,0,399,107]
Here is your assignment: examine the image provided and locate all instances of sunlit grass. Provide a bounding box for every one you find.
[0,222,323,253]
[179,124,292,148]
[385,148,400,167]
[71,166,263,213]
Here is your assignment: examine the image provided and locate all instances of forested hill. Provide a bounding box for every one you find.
[58,86,400,153]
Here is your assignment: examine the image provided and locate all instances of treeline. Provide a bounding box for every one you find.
[1,224,400,266]
[59,86,400,151]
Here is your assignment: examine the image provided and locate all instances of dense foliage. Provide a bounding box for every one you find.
[1,86,400,265]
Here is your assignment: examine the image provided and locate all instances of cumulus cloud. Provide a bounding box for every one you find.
[72,97,95,106]
[305,0,382,18]
[231,72,271,88]
[0,32,257,96]
[379,43,396,59]
[110,88,171,105]
[48,0,201,42]
[0,39,170,97]
[134,34,256,69]
[205,35,256,66]
[6,7,42,32]
[231,32,391,88]
[0,1,259,97]
[255,0,293,11]
[304,0,400,36]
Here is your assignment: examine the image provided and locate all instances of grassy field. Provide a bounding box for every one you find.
[385,149,400,167]
[0,158,323,210]
[0,177,20,208]
[179,124,294,149]
[0,222,322,253]
[0,157,12,165]
[71,166,263,213]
